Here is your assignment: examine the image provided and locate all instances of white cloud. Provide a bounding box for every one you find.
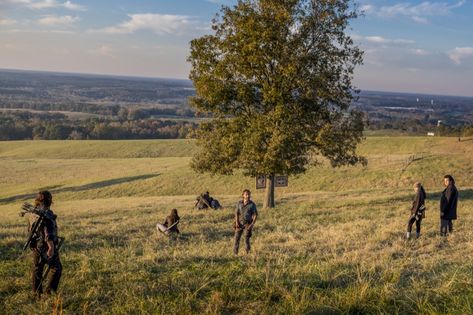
[94,13,196,35]
[448,47,473,64]
[2,0,86,11]
[37,15,80,26]
[0,18,17,25]
[360,4,375,15]
[63,0,83,10]
[411,16,429,24]
[410,48,430,56]
[88,45,116,58]
[363,1,466,24]
[363,35,415,45]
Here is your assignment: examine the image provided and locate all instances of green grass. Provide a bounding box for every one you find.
[1,137,473,314]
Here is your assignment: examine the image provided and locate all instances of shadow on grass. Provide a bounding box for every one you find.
[0,173,160,204]
[0,239,25,261]
[427,188,473,201]
[63,232,129,253]
[458,189,473,200]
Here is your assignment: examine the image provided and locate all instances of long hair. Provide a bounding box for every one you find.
[170,208,180,222]
[35,190,53,208]
[413,182,426,197]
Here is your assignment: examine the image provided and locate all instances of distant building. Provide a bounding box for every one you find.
[427,132,435,137]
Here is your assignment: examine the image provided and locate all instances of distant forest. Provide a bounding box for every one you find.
[0,111,197,140]
[1,69,473,140]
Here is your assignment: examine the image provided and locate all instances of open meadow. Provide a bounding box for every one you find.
[1,137,473,314]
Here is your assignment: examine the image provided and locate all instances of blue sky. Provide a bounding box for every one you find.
[0,0,472,96]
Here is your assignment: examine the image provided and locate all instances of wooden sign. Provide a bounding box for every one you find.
[255,175,266,189]
[275,175,288,187]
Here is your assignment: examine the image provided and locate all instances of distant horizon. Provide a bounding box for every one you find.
[2,67,473,99]
[1,0,473,97]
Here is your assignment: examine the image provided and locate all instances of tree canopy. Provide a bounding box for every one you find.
[188,0,366,206]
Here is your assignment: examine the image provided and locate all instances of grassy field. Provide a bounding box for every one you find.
[1,137,473,314]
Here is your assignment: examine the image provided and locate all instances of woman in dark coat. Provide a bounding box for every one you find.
[406,182,426,239]
[440,175,458,236]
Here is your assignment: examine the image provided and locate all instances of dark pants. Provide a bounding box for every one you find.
[32,250,62,295]
[440,219,453,236]
[234,226,252,254]
[407,215,422,233]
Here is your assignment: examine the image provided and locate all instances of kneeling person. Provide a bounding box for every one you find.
[234,189,258,255]
[157,209,180,235]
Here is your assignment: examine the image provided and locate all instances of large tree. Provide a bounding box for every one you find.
[188,0,366,208]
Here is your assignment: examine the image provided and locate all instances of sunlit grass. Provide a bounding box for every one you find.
[1,137,473,314]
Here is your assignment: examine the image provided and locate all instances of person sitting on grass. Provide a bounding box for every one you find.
[406,182,426,239]
[195,191,222,210]
[156,209,180,235]
[195,191,212,209]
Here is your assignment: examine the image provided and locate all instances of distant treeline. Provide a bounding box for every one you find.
[0,102,195,118]
[367,118,473,136]
[0,101,120,115]
[0,111,197,140]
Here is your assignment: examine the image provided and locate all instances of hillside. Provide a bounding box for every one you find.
[1,137,473,314]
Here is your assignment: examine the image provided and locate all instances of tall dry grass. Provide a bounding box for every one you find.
[1,137,473,314]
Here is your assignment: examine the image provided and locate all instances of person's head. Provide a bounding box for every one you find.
[413,182,422,193]
[35,190,53,208]
[443,175,455,187]
[171,208,178,217]
[242,189,251,202]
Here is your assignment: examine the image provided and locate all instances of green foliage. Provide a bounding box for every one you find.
[189,0,366,177]
[0,112,197,140]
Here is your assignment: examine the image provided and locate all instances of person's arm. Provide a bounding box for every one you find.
[445,186,453,204]
[440,189,449,216]
[46,239,54,258]
[249,204,258,229]
[442,186,455,215]
[43,221,55,259]
[249,214,257,229]
[235,204,241,229]
[412,192,420,212]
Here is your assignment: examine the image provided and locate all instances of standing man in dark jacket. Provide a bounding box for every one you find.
[440,175,458,236]
[234,189,258,255]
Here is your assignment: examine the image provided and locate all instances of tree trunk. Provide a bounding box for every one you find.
[264,174,275,209]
